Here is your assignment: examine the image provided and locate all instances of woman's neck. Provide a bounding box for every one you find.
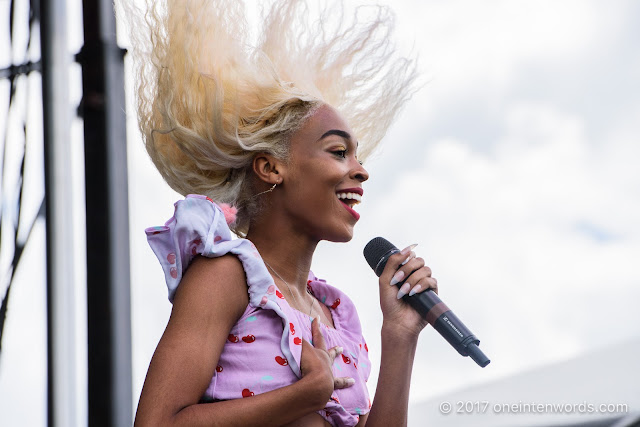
[245,219,318,295]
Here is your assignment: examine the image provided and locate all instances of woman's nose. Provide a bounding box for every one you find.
[352,160,369,182]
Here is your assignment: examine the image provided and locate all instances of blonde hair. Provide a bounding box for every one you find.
[119,0,417,235]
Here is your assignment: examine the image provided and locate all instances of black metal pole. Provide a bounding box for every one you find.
[79,1,132,425]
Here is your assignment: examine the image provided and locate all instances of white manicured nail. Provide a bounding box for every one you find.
[401,244,418,255]
[390,270,405,286]
[401,251,416,266]
[397,282,411,299]
[409,285,422,297]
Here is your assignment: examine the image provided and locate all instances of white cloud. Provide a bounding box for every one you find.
[385,0,623,127]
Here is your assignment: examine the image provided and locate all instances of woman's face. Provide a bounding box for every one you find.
[279,104,369,242]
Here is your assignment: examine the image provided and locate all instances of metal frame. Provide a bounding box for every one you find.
[40,0,79,424]
[79,0,132,425]
[2,0,132,425]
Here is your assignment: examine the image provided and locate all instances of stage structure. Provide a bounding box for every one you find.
[1,0,132,426]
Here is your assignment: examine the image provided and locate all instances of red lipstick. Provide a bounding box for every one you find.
[339,200,360,220]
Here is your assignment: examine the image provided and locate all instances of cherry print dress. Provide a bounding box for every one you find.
[146,194,372,426]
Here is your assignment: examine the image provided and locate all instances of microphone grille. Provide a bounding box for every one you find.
[363,237,398,275]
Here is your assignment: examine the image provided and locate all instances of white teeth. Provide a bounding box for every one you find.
[336,192,362,204]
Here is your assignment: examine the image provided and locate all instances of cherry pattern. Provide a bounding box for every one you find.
[166,252,178,278]
[306,280,315,296]
[242,335,256,343]
[188,237,203,256]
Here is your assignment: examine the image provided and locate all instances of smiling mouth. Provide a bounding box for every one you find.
[336,191,362,208]
[336,191,362,220]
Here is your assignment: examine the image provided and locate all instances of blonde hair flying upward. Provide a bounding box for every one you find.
[119,0,418,234]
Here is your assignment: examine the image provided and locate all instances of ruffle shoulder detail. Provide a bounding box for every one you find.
[145,194,303,376]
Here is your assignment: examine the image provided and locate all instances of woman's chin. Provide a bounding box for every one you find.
[323,225,356,243]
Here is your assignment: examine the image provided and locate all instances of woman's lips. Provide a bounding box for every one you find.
[339,200,360,221]
[335,187,363,221]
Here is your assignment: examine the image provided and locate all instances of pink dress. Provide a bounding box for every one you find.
[146,195,372,426]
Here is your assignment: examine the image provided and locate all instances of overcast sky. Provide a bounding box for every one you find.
[1,0,639,425]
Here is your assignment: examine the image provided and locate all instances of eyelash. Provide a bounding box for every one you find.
[332,150,363,165]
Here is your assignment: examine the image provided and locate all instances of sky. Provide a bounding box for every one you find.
[1,0,639,426]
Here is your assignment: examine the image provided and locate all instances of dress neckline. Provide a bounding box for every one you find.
[286,299,338,331]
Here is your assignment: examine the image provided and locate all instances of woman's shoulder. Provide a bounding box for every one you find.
[172,254,249,323]
[187,254,247,288]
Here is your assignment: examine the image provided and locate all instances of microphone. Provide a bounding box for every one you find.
[363,237,490,368]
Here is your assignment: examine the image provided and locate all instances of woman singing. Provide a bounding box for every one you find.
[124,0,437,425]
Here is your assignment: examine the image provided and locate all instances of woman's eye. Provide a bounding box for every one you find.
[333,150,347,158]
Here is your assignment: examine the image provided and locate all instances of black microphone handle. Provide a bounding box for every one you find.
[364,237,490,368]
[401,287,490,367]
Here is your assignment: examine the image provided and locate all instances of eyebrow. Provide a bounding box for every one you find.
[318,129,359,148]
[319,129,351,141]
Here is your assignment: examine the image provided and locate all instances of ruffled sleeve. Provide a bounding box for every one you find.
[145,194,303,377]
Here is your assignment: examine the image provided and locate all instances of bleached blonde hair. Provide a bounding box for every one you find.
[119,0,417,235]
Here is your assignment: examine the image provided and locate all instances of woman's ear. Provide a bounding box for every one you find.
[252,153,283,186]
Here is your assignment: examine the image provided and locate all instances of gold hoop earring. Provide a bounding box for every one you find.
[253,182,277,198]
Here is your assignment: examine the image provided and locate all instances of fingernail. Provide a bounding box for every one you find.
[400,244,418,255]
[409,284,422,297]
[397,282,410,299]
[401,251,415,266]
[390,270,405,286]
[336,346,343,354]
[346,378,356,386]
